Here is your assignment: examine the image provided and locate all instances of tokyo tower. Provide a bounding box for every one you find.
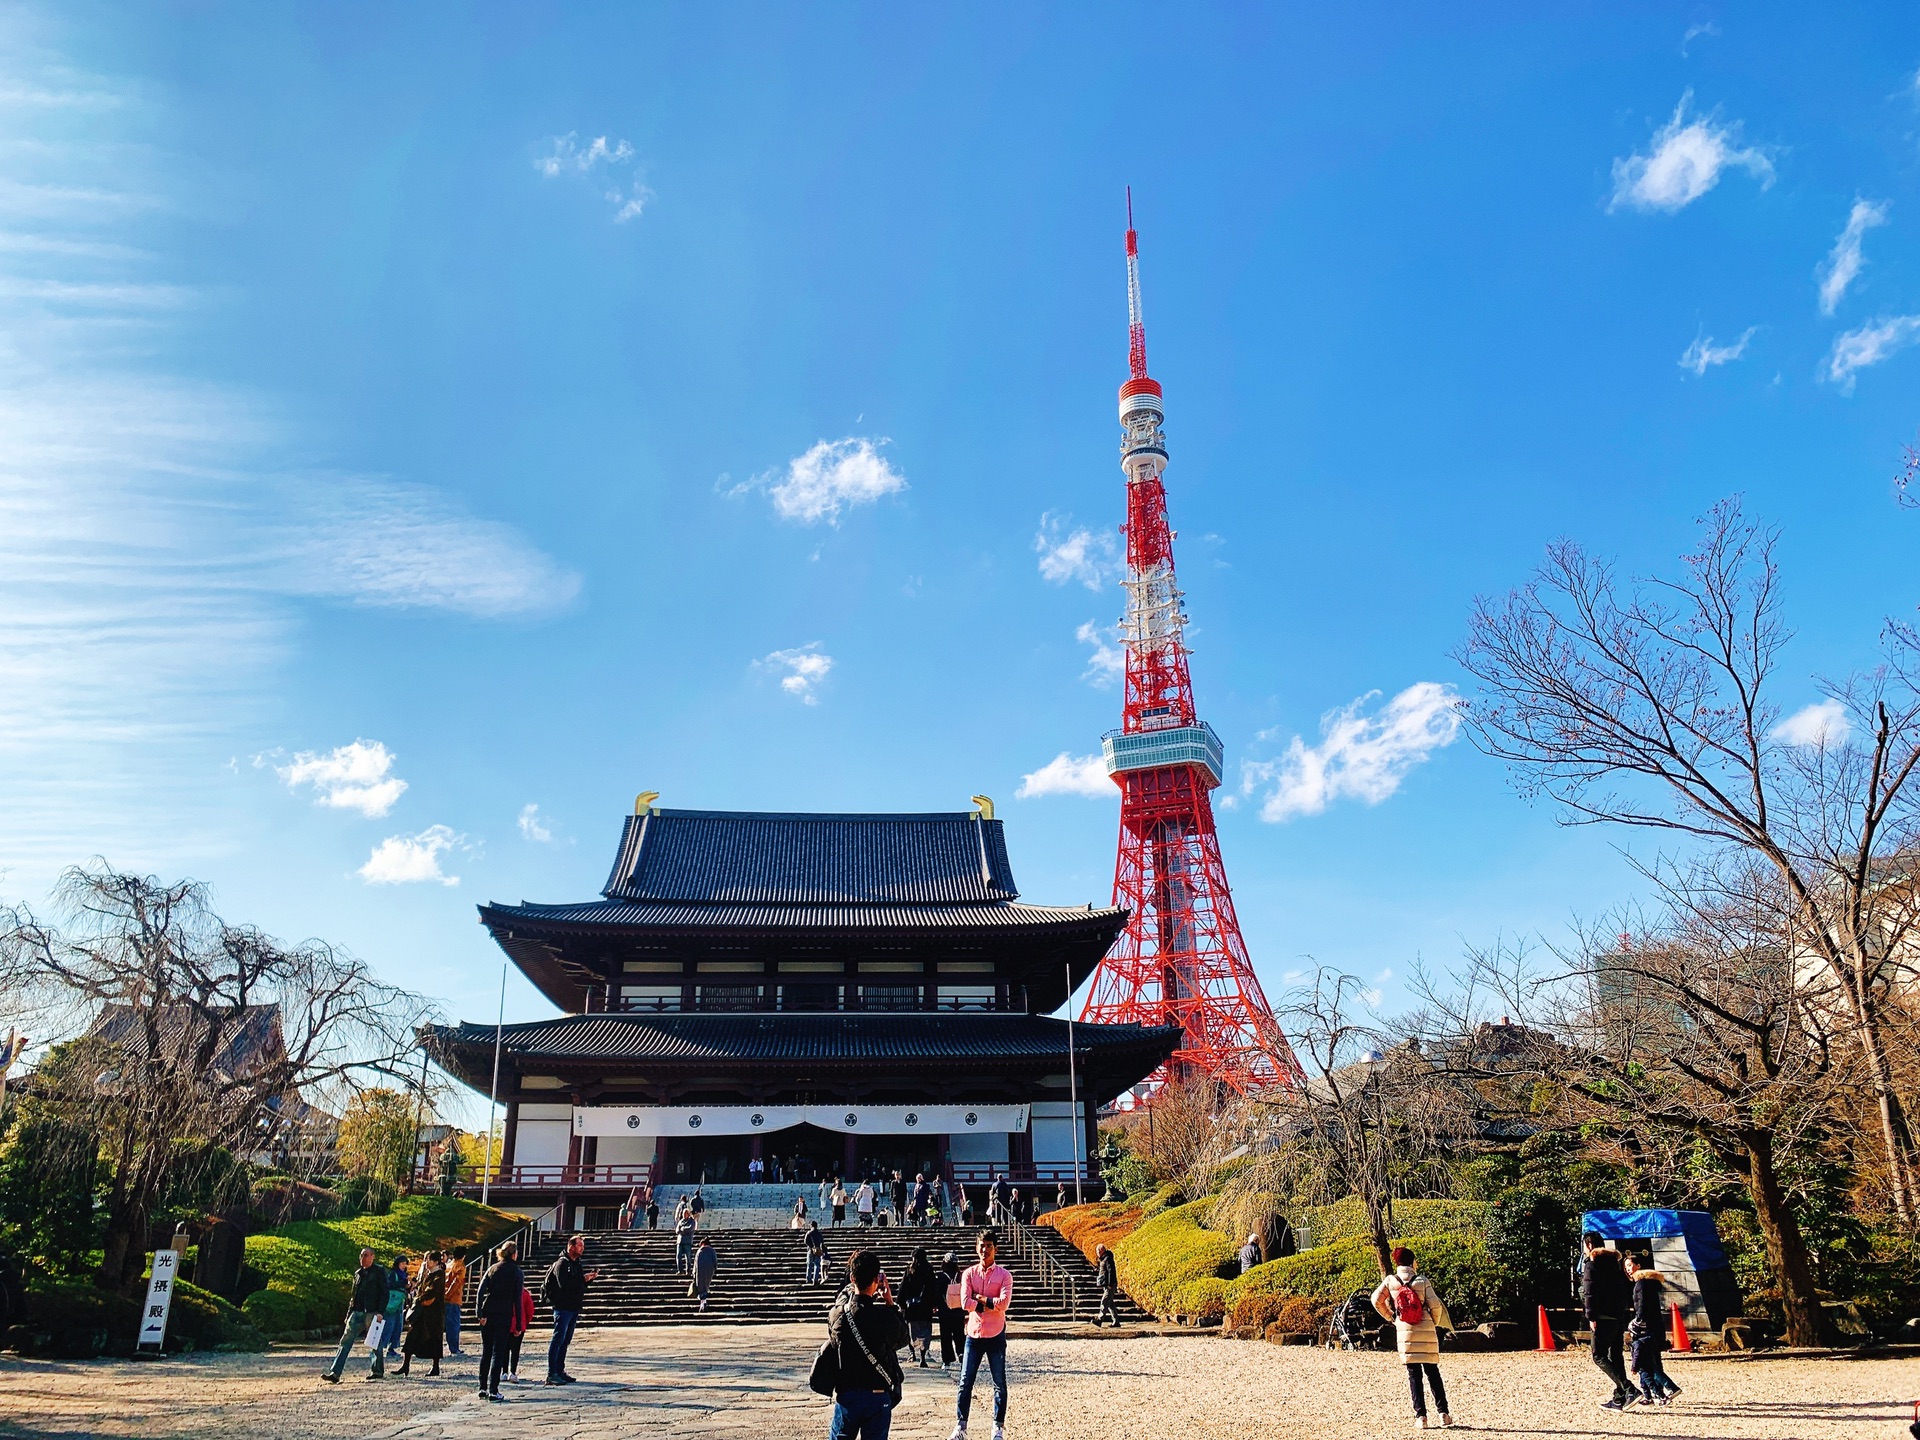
[1078,197,1303,1096]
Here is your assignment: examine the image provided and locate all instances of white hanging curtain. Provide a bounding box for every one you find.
[572,1103,1029,1137]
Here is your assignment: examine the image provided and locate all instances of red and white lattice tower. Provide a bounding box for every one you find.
[1078,197,1303,1097]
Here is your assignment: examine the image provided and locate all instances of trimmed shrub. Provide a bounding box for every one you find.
[248,1176,344,1227]
[1268,1295,1329,1338]
[1301,1197,1491,1248]
[1225,1287,1288,1337]
[1170,1276,1229,1324]
[1037,1203,1142,1264]
[166,1280,267,1352]
[1138,1182,1188,1220]
[1223,1230,1513,1331]
[1485,1188,1575,1319]
[13,1282,140,1358]
[334,1175,398,1217]
[240,1285,328,1336]
[1112,1198,1237,1317]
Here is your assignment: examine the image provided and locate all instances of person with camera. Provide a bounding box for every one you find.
[823,1248,908,1440]
[949,1229,1012,1440]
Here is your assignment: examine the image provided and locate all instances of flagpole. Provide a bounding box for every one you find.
[482,961,506,1206]
[1065,961,1083,1206]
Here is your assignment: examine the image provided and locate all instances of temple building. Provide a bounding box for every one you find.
[428,800,1179,1224]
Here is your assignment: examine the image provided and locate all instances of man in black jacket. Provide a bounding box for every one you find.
[1581,1233,1634,1410]
[320,1248,388,1383]
[541,1235,599,1385]
[827,1249,908,1440]
[1094,1243,1120,1328]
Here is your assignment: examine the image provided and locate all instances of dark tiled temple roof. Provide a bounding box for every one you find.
[601,809,1019,906]
[483,898,1117,932]
[87,1003,286,1079]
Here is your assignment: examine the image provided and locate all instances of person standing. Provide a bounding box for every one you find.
[689,1188,707,1228]
[749,1155,764,1184]
[957,1189,974,1228]
[320,1248,388,1383]
[504,1281,535,1383]
[898,1248,938,1367]
[646,1186,661,1231]
[675,1207,698,1275]
[541,1234,600,1385]
[825,1248,909,1440]
[909,1174,931,1227]
[806,1221,831,1286]
[890,1172,909,1224]
[442,1250,469,1356]
[951,1229,1012,1440]
[831,1180,849,1228]
[397,1250,445,1377]
[855,1180,876,1227]
[988,1173,1009,1224]
[820,1173,835,1214]
[1238,1232,1263,1276]
[936,1250,965,1371]
[1625,1253,1681,1406]
[1371,1246,1455,1431]
[691,1236,719,1312]
[1582,1233,1635,1412]
[382,1256,409,1358]
[474,1241,525,1403]
[1093,1243,1120,1328]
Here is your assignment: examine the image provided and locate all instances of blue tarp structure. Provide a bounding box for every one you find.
[1583,1208,1729,1273]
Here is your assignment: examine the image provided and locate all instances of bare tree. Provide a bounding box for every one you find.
[1253,968,1459,1276]
[1114,1074,1229,1192]
[0,867,438,1291]
[1435,865,1846,1347]
[1458,500,1920,1221]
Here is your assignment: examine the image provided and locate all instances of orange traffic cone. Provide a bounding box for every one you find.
[1669,1303,1693,1352]
[1537,1304,1558,1352]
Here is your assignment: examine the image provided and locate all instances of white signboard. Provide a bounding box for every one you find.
[573,1103,1029,1137]
[138,1249,179,1349]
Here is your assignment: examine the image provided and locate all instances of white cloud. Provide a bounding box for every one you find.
[358,825,462,886]
[1076,621,1126,688]
[1773,699,1851,748]
[608,181,653,223]
[518,802,553,843]
[0,45,579,889]
[758,643,833,704]
[1034,512,1120,590]
[1242,682,1462,822]
[1679,327,1756,376]
[1680,21,1719,55]
[754,438,906,525]
[1609,92,1773,213]
[1016,752,1112,799]
[1825,315,1920,393]
[535,132,634,177]
[277,740,407,817]
[1818,200,1890,316]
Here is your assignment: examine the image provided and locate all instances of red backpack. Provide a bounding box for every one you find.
[1391,1278,1425,1325]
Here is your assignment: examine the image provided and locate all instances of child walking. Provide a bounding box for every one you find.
[1371,1246,1456,1432]
[1625,1253,1682,1406]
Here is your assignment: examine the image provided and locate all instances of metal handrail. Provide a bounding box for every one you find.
[988,1204,1081,1320]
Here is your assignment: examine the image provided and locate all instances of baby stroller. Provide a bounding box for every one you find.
[1330,1288,1389,1350]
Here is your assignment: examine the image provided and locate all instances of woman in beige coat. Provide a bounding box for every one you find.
[1370,1245,1455,1431]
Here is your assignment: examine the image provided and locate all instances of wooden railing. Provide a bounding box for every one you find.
[421,1163,655,1192]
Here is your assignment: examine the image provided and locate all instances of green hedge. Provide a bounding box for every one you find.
[1137,1182,1189,1219]
[13,1278,264,1357]
[1300,1196,1491,1246]
[1112,1199,1239,1316]
[242,1195,519,1336]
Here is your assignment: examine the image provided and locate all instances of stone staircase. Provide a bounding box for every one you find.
[508,1224,1148,1328]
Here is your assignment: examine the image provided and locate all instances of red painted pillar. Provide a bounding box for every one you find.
[843,1131,858,1181]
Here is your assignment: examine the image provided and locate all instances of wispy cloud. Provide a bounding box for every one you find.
[758,643,833,704]
[1016,752,1112,799]
[1773,699,1851,748]
[1825,315,1920,393]
[730,437,907,526]
[534,131,651,223]
[1679,327,1756,376]
[1076,621,1125,688]
[0,44,577,886]
[358,825,462,886]
[1680,21,1719,56]
[1034,512,1120,590]
[1817,199,1889,316]
[1609,92,1773,213]
[1242,682,1462,822]
[517,803,553,843]
[277,740,406,818]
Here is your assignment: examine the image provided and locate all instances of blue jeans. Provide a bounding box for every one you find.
[830,1390,894,1440]
[384,1304,404,1355]
[807,1251,826,1284]
[547,1308,579,1377]
[957,1334,1007,1427]
[325,1310,385,1379]
[444,1303,462,1354]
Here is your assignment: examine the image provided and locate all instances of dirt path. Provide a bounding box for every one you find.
[1,1325,1916,1439]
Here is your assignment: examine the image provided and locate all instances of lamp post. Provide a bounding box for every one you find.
[1065,960,1083,1206]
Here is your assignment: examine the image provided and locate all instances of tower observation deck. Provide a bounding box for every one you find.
[1077,198,1303,1096]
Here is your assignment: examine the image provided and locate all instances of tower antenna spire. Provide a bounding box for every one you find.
[1081,199,1303,1099]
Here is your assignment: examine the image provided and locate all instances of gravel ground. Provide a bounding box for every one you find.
[1,1324,1916,1439]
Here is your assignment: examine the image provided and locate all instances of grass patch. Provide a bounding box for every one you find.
[241,1195,519,1335]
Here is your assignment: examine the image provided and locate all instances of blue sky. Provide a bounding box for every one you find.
[6,6,1920,1119]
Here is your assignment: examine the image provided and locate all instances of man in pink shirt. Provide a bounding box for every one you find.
[950,1230,1012,1440]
